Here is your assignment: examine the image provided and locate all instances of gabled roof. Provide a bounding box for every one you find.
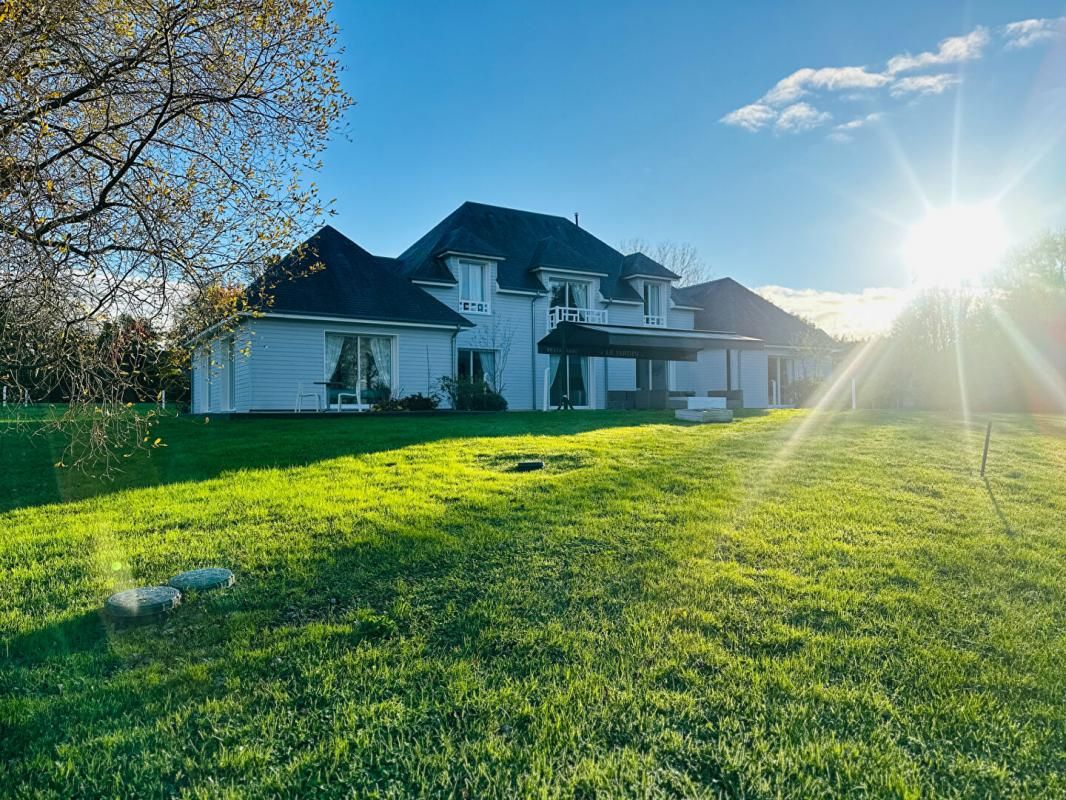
[247,225,473,328]
[620,252,680,281]
[396,201,642,301]
[673,278,835,347]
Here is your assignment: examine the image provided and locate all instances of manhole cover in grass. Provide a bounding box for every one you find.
[168,567,235,593]
[105,586,182,621]
[476,452,588,473]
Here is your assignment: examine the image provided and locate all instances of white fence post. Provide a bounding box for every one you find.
[161,389,166,410]
[542,367,550,412]
[2,386,6,406]
[851,378,857,410]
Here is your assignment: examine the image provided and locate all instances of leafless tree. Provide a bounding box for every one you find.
[618,238,714,286]
[471,315,516,396]
[0,0,351,466]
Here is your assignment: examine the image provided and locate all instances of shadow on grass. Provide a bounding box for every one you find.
[1,427,739,795]
[0,409,693,515]
[982,476,1016,536]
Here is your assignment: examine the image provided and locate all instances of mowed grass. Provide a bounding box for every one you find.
[1,409,1065,798]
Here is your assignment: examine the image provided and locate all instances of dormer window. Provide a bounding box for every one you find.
[643,282,665,326]
[458,259,491,314]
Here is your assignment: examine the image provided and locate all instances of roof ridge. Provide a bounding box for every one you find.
[460,200,573,223]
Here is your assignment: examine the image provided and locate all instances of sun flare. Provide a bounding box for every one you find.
[902,203,1009,289]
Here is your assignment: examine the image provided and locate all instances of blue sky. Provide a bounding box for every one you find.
[319,2,1066,336]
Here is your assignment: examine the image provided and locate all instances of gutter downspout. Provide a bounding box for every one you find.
[450,325,461,408]
[531,295,537,410]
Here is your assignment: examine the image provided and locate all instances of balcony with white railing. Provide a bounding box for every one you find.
[643,314,666,327]
[547,306,607,329]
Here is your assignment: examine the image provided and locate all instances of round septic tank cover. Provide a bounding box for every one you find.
[105,586,182,620]
[168,567,235,593]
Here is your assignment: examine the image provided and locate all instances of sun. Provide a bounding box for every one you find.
[902,203,1009,288]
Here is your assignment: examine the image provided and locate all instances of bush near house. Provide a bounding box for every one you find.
[437,375,508,411]
[372,392,440,412]
[2,410,1064,797]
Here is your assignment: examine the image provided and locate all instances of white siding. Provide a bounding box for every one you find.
[671,309,694,330]
[242,317,456,411]
[739,349,769,409]
[456,291,538,410]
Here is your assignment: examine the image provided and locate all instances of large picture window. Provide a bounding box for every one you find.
[457,348,496,388]
[458,259,490,313]
[324,334,393,408]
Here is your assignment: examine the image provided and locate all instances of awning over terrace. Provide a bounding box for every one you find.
[537,321,763,361]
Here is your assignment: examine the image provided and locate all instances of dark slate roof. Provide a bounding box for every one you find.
[247,225,473,328]
[528,236,603,273]
[396,201,643,301]
[620,252,680,281]
[432,226,507,263]
[673,278,835,347]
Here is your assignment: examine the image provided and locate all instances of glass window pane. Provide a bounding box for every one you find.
[549,355,565,406]
[651,359,668,390]
[636,358,648,390]
[458,349,471,379]
[326,335,359,405]
[568,356,588,406]
[361,336,392,405]
[549,281,567,308]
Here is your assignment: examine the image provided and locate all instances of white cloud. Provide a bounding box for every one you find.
[890,73,960,97]
[827,113,884,143]
[886,27,990,74]
[756,285,908,339]
[720,17,1060,137]
[1003,17,1066,49]
[775,103,832,133]
[762,66,890,106]
[720,102,776,131]
[837,112,883,131]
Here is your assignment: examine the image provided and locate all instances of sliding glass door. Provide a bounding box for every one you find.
[324,334,393,408]
[549,354,590,407]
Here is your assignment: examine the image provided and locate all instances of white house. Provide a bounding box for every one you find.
[190,202,836,413]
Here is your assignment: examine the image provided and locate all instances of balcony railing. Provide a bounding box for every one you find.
[459,298,491,314]
[548,306,607,328]
[643,314,666,327]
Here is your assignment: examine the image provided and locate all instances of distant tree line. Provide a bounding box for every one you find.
[839,230,1066,413]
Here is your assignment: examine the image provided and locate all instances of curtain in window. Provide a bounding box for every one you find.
[479,351,496,388]
[368,337,392,392]
[549,355,564,405]
[568,356,589,406]
[644,283,661,316]
[324,335,344,380]
[569,281,588,308]
[461,262,484,302]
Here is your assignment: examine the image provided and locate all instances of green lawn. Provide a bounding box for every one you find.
[2,410,1065,798]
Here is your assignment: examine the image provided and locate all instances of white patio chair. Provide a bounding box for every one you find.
[295,383,322,413]
[336,391,359,410]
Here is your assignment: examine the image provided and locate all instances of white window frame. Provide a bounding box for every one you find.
[457,259,491,314]
[322,331,398,411]
[643,282,666,327]
[457,348,498,389]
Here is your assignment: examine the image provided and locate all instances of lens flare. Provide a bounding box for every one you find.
[903,203,1009,288]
